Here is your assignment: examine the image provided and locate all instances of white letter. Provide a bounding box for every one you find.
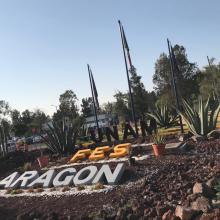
[92,163,125,185]
[53,168,76,187]
[0,172,20,188]
[28,170,56,188]
[73,166,97,185]
[10,171,39,189]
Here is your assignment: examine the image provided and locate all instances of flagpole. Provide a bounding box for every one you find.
[87,64,100,141]
[167,39,184,133]
[118,20,138,137]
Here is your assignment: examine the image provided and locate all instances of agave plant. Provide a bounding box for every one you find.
[179,98,220,137]
[151,134,165,145]
[41,118,82,155]
[148,105,178,128]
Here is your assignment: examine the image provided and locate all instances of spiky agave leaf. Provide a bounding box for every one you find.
[41,118,82,155]
[148,104,178,128]
[180,97,220,137]
[208,100,220,132]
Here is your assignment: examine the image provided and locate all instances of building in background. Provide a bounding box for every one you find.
[84,114,118,130]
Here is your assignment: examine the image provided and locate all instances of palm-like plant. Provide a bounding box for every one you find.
[148,105,178,128]
[179,98,220,137]
[41,118,82,155]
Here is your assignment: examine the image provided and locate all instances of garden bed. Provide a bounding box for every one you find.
[0,139,219,219]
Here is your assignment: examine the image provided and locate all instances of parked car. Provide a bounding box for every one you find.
[25,137,34,145]
[33,135,43,143]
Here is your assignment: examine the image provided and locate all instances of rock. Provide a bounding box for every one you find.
[199,211,220,220]
[191,136,206,143]
[175,205,197,220]
[207,130,220,140]
[156,205,170,216]
[116,207,127,220]
[179,133,192,142]
[127,213,137,220]
[162,210,176,220]
[193,182,216,198]
[178,142,195,152]
[144,208,157,218]
[187,193,200,202]
[144,208,150,216]
[191,196,212,213]
[206,178,218,188]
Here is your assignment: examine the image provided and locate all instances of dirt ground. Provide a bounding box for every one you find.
[0,139,220,220]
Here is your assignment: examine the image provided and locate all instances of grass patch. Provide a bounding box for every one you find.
[10,189,24,195]
[18,162,32,173]
[93,183,105,190]
[5,188,13,194]
[35,188,44,193]
[27,188,35,193]
[49,187,57,192]
[77,185,85,191]
[62,186,70,192]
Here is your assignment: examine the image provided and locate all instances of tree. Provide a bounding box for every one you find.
[153,45,199,105]
[199,58,220,101]
[102,102,115,115]
[53,90,79,122]
[0,101,11,156]
[0,119,10,156]
[81,97,93,118]
[11,109,28,137]
[129,66,149,118]
[114,91,130,121]
[0,101,10,116]
[11,109,49,136]
[31,109,49,131]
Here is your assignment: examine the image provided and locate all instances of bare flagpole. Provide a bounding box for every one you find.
[118,20,138,137]
[87,64,100,141]
[167,39,184,133]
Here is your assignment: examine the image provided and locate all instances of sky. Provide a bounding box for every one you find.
[0,0,220,116]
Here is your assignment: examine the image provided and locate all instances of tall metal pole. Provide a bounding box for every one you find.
[118,20,138,137]
[87,64,100,140]
[167,39,184,133]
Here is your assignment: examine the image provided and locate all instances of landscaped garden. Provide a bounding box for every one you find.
[0,95,220,220]
[0,14,220,219]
